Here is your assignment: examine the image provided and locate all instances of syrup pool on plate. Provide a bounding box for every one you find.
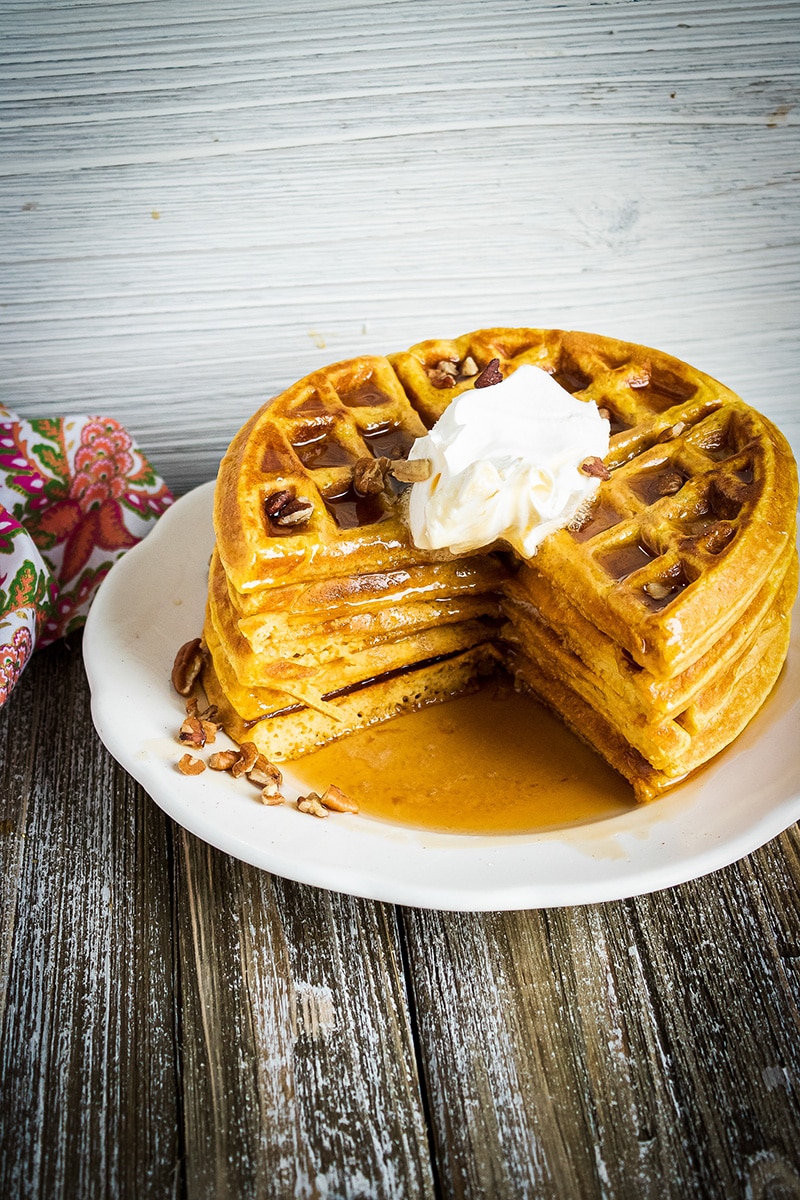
[297,686,635,835]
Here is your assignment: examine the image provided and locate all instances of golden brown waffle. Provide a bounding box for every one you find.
[503,540,797,722]
[214,355,432,594]
[505,552,796,777]
[391,329,797,677]
[204,327,798,799]
[203,643,499,763]
[205,548,503,683]
[204,613,499,719]
[509,592,792,801]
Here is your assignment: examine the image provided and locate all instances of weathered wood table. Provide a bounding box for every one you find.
[1,2,799,1197]
[3,635,800,1198]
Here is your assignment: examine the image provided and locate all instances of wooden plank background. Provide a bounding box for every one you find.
[1,2,799,1197]
[2,0,798,493]
[2,636,800,1198]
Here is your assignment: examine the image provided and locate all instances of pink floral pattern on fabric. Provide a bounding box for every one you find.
[0,405,172,705]
[0,626,34,707]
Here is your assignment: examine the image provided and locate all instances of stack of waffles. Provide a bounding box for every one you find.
[202,329,797,801]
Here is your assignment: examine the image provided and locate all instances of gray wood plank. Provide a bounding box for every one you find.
[1,643,437,1199]
[0,640,181,1200]
[1,635,799,1200]
[173,833,435,1200]
[402,829,800,1199]
[1,0,798,493]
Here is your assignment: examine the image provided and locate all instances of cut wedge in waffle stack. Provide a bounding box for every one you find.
[201,328,798,802]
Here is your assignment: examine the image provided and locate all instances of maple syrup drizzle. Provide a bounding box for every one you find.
[298,687,634,836]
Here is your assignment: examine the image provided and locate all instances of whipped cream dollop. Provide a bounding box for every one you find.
[406,363,611,557]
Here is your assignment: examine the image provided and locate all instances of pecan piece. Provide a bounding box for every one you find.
[230,741,259,778]
[177,754,205,776]
[460,355,479,377]
[179,714,207,749]
[274,497,314,527]
[208,749,239,771]
[473,358,503,389]
[171,638,206,696]
[264,488,294,516]
[390,458,431,483]
[320,784,359,814]
[259,789,286,807]
[297,792,329,818]
[427,360,458,388]
[353,455,391,496]
[248,755,283,794]
[227,742,284,794]
[643,580,673,601]
[265,488,314,527]
[186,696,218,720]
[579,456,612,481]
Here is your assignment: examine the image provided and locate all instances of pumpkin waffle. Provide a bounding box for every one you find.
[204,611,499,715]
[205,549,503,681]
[391,329,796,677]
[504,551,796,779]
[202,641,499,762]
[214,355,433,594]
[202,328,798,799]
[502,538,797,724]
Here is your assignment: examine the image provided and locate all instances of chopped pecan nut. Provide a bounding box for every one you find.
[229,741,258,778]
[658,421,687,443]
[353,455,391,496]
[473,357,503,389]
[428,367,456,389]
[179,714,207,748]
[171,638,206,696]
[273,497,314,527]
[265,488,314,527]
[297,792,329,818]
[259,789,286,807]
[643,580,673,600]
[579,456,612,481]
[460,355,479,377]
[177,753,205,776]
[389,458,432,483]
[320,784,359,814]
[186,697,218,721]
[248,755,283,791]
[227,742,283,790]
[264,488,294,516]
[208,749,239,771]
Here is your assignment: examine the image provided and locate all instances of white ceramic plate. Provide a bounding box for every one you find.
[83,482,800,911]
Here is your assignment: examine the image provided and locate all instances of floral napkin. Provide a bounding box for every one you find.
[0,405,172,706]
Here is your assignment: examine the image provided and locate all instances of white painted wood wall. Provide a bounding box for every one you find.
[2,0,798,494]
